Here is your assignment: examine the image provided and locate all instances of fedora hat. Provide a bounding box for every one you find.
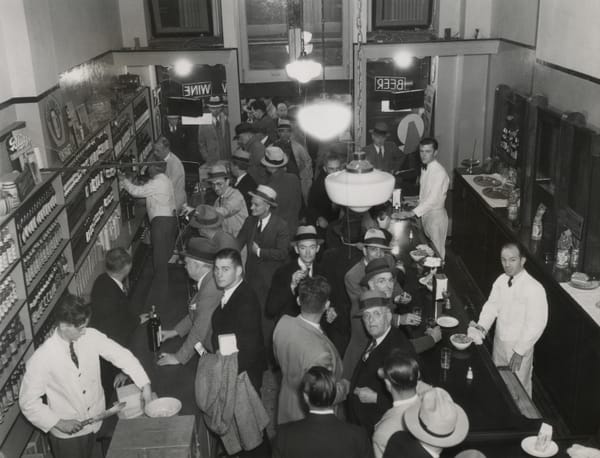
[291,225,324,246]
[232,149,251,165]
[189,205,223,229]
[404,387,469,448]
[234,122,255,139]
[354,290,393,317]
[371,121,390,136]
[360,257,397,287]
[207,164,229,181]
[261,146,288,168]
[206,95,225,108]
[182,237,217,263]
[248,185,278,208]
[277,118,293,130]
[356,228,391,251]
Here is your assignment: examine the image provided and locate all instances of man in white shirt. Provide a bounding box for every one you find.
[20,295,152,458]
[208,164,248,237]
[152,136,187,212]
[400,138,449,259]
[469,242,548,395]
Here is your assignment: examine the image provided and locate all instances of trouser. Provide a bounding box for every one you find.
[421,208,448,259]
[148,215,177,308]
[49,433,96,458]
[493,336,534,396]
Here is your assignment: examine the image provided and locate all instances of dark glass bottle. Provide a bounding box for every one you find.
[147,306,161,353]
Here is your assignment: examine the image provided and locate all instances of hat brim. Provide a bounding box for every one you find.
[208,173,229,181]
[371,128,389,136]
[404,401,469,448]
[182,251,216,264]
[353,301,394,317]
[189,213,223,229]
[261,157,288,168]
[359,266,397,287]
[291,235,324,246]
[248,190,278,207]
[355,241,391,251]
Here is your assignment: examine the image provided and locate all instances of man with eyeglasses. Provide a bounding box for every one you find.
[306,152,342,232]
[208,164,247,237]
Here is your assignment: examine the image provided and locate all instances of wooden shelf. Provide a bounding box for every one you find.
[115,134,136,160]
[32,273,73,335]
[0,412,34,456]
[0,258,21,289]
[74,200,119,272]
[0,340,32,391]
[25,238,69,296]
[70,179,115,236]
[0,300,26,339]
[20,205,64,254]
[113,207,146,250]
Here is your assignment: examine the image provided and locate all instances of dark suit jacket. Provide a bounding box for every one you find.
[210,280,266,392]
[306,170,340,225]
[237,213,290,306]
[245,135,268,184]
[268,169,303,236]
[233,172,257,213]
[383,431,431,458]
[273,413,373,458]
[347,327,418,434]
[173,272,223,364]
[363,142,405,173]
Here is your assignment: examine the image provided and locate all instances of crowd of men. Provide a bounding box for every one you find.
[16,98,567,458]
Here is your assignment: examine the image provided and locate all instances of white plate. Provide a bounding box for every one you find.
[520,436,558,457]
[436,316,459,328]
[418,276,433,291]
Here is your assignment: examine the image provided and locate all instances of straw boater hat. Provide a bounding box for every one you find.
[370,121,390,136]
[360,257,397,287]
[248,185,278,208]
[261,146,289,168]
[182,237,218,264]
[404,387,469,448]
[189,205,223,229]
[291,225,324,246]
[207,164,229,181]
[232,149,251,166]
[206,95,225,108]
[356,228,391,251]
[354,289,393,317]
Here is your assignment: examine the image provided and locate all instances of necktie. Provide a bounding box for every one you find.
[256,220,262,234]
[421,163,428,171]
[508,276,514,287]
[122,282,129,296]
[69,342,79,369]
[362,340,377,362]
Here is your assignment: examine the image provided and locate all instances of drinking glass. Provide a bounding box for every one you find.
[440,347,452,370]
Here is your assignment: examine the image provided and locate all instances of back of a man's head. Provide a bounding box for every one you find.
[298,276,331,315]
[382,350,420,393]
[300,366,337,408]
[105,247,132,274]
[55,294,92,327]
[153,136,171,159]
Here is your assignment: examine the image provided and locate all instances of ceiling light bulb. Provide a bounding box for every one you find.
[286,58,322,83]
[298,100,351,140]
[394,52,413,69]
[173,59,193,77]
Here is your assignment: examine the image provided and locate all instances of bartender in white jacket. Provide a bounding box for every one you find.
[469,243,548,396]
[398,137,449,258]
[20,294,152,458]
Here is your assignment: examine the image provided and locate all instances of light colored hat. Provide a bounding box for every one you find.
[189,205,223,229]
[404,387,469,448]
[277,118,293,129]
[291,225,324,246]
[261,146,288,168]
[207,164,229,181]
[206,95,225,108]
[248,185,278,207]
[357,228,391,250]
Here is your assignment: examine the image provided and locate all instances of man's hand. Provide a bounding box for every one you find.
[424,325,442,343]
[353,387,377,404]
[139,313,150,325]
[113,372,131,388]
[160,329,178,342]
[316,216,329,229]
[398,313,421,326]
[156,353,180,366]
[140,383,153,408]
[53,419,83,435]
[291,269,308,290]
[251,242,260,256]
[509,351,523,373]
[338,378,351,396]
[398,210,415,219]
[180,204,195,217]
[325,307,338,323]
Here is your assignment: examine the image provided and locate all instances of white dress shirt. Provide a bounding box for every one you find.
[165,152,187,211]
[108,274,125,293]
[413,160,449,218]
[19,328,150,439]
[478,270,548,356]
[122,173,176,221]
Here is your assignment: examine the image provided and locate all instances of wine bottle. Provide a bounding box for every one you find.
[147,306,161,353]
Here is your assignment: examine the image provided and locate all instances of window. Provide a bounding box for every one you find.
[373,0,433,29]
[149,0,216,36]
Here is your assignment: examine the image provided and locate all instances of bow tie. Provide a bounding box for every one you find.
[421,164,428,171]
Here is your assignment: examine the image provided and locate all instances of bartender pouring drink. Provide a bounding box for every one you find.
[468,243,548,396]
[398,137,449,259]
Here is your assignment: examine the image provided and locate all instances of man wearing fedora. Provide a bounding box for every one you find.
[342,229,415,379]
[306,151,342,233]
[263,145,303,235]
[274,118,313,202]
[237,185,290,342]
[188,204,239,253]
[383,387,469,457]
[363,122,405,173]
[198,95,231,164]
[230,149,257,212]
[152,136,187,212]
[235,123,268,185]
[347,290,418,434]
[250,99,277,144]
[266,225,324,323]
[207,164,248,237]
[156,238,222,366]
[272,277,348,425]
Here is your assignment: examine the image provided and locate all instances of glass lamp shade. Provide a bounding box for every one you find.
[325,152,395,212]
[285,58,322,84]
[297,100,352,140]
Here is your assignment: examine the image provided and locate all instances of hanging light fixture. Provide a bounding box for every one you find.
[286,7,322,83]
[324,0,395,212]
[297,0,351,141]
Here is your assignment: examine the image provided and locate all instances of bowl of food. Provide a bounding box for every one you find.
[450,333,473,350]
[144,397,182,418]
[410,249,428,263]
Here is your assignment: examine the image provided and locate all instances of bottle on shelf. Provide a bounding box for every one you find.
[147,306,161,353]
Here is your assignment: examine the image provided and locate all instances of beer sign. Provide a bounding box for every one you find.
[374,76,407,92]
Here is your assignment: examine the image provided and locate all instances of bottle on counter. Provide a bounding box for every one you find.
[147,306,161,353]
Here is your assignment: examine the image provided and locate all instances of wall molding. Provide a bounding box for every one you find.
[535,58,600,86]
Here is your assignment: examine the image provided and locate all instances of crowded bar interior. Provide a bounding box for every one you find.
[0,1,599,457]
